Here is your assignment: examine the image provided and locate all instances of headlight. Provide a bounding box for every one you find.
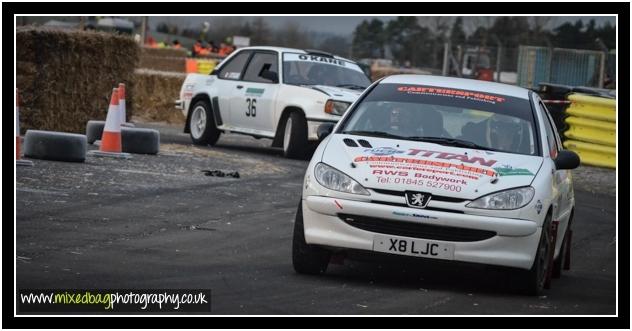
[466,186,535,210]
[324,100,351,115]
[314,163,369,195]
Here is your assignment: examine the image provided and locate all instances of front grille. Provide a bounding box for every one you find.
[339,214,496,242]
[371,189,467,203]
[371,200,464,214]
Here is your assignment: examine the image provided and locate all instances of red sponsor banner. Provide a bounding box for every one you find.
[397,85,506,103]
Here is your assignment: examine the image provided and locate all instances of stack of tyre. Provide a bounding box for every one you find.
[537,83,573,137]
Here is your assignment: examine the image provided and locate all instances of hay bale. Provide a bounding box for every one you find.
[132,69,186,124]
[141,46,188,58]
[16,27,139,134]
[139,47,187,72]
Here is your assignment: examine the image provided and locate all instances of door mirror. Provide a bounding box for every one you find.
[317,123,335,141]
[554,150,580,170]
[260,70,278,83]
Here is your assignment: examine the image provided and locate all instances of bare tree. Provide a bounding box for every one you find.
[529,16,553,32]
[417,16,453,41]
[277,20,312,49]
[417,16,454,68]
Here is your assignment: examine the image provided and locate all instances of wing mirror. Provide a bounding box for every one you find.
[260,70,279,83]
[554,150,580,170]
[317,123,335,142]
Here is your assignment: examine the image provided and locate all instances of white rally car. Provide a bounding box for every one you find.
[175,47,371,158]
[294,75,580,295]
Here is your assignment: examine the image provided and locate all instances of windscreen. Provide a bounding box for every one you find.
[282,53,371,89]
[342,83,539,156]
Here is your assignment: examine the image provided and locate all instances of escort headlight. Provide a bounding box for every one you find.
[466,186,535,210]
[314,163,369,195]
[324,100,351,116]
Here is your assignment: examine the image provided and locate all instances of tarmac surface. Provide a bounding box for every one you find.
[15,123,617,315]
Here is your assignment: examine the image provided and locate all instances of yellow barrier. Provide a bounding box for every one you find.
[184,59,218,74]
[566,93,616,122]
[196,59,217,75]
[563,140,615,169]
[564,116,615,146]
[563,93,616,169]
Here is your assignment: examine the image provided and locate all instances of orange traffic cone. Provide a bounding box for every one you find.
[101,88,122,152]
[16,88,34,166]
[118,83,134,127]
[88,88,131,159]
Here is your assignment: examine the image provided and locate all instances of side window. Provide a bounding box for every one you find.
[217,51,251,80]
[242,52,278,83]
[538,102,559,158]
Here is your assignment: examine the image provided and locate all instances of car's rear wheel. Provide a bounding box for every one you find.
[189,100,220,146]
[283,112,308,159]
[292,201,331,275]
[519,213,553,295]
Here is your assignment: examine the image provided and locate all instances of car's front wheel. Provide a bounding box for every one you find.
[283,112,308,159]
[519,213,553,295]
[188,100,220,146]
[292,201,331,275]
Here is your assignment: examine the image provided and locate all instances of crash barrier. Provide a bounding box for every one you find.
[538,83,616,137]
[563,93,616,168]
[562,140,615,169]
[16,89,34,166]
[185,58,218,74]
[16,27,138,134]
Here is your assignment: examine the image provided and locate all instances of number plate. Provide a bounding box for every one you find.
[373,234,455,260]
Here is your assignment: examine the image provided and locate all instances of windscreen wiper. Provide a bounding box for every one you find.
[336,84,367,90]
[407,136,502,152]
[342,130,407,140]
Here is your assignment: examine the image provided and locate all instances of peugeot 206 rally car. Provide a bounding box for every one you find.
[293,75,580,295]
[176,47,371,159]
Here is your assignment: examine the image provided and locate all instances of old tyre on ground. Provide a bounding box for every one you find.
[86,120,105,145]
[292,201,331,275]
[122,127,160,154]
[518,213,553,295]
[188,100,220,146]
[283,111,308,159]
[24,130,87,162]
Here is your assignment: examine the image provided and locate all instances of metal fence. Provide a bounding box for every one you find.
[517,46,609,89]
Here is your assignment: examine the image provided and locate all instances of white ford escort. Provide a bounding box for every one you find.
[293,75,580,295]
[176,47,370,158]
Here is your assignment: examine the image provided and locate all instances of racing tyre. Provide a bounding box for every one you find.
[85,120,105,144]
[519,213,553,295]
[283,112,308,159]
[552,211,573,278]
[188,100,220,146]
[292,201,331,275]
[122,127,160,154]
[23,130,87,163]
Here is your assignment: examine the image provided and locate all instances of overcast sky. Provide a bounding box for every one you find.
[152,16,616,36]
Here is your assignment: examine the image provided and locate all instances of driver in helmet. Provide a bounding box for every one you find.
[487,114,523,151]
[386,105,419,136]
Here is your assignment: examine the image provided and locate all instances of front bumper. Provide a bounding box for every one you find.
[302,195,541,270]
